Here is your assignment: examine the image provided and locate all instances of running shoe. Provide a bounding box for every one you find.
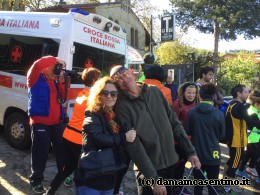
[32,184,45,194]
[235,170,251,179]
[245,167,258,177]
[224,187,236,195]
[63,176,73,187]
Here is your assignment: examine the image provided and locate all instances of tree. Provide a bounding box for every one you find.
[170,0,260,82]
[154,40,191,65]
[218,55,260,95]
[154,40,213,64]
[130,0,159,33]
[1,0,25,10]
[24,0,48,11]
[154,40,213,81]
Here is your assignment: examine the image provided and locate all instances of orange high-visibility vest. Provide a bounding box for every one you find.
[63,88,90,144]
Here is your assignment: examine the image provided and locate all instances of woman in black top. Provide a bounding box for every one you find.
[74,77,136,195]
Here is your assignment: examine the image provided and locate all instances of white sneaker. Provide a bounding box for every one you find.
[246,167,258,177]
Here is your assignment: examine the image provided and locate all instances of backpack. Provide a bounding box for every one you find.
[219,101,236,144]
[219,100,229,115]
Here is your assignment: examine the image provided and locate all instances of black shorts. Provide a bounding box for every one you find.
[226,147,244,178]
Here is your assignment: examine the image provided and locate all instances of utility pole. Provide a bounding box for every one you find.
[191,52,195,82]
[150,15,153,53]
[187,52,196,82]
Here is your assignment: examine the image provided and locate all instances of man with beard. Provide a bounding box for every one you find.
[196,66,223,109]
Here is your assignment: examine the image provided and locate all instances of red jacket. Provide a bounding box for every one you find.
[172,98,195,144]
[27,56,65,125]
[172,98,196,125]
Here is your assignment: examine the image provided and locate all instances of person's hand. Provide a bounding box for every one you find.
[55,57,66,82]
[55,57,66,69]
[151,184,167,195]
[189,155,201,169]
[125,129,136,142]
[58,71,65,83]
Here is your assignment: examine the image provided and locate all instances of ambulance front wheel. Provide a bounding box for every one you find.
[5,112,31,150]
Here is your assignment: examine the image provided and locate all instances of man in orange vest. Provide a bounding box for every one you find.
[44,67,101,195]
[143,65,172,106]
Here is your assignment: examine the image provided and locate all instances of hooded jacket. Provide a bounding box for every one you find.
[185,101,225,165]
[115,83,196,180]
[27,56,65,125]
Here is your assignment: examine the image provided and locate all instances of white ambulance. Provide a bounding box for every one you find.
[0,8,127,149]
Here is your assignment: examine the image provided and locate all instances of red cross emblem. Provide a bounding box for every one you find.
[11,46,22,63]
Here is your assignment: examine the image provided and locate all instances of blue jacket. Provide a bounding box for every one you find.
[28,73,65,119]
[28,73,50,116]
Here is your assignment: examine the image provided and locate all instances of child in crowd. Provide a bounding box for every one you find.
[172,82,199,194]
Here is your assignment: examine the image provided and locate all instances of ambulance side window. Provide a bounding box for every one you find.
[71,42,125,84]
[0,34,59,76]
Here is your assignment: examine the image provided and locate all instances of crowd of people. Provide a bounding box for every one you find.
[26,55,260,195]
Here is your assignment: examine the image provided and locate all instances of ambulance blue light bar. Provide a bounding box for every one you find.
[70,8,89,16]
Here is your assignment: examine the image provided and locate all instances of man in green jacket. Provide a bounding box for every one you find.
[236,90,260,182]
[110,65,201,195]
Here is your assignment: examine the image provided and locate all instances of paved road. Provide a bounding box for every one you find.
[0,127,259,195]
[0,128,136,195]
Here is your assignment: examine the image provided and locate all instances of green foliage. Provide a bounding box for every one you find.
[154,40,214,81]
[154,41,191,65]
[218,56,260,95]
[228,49,260,54]
[171,0,260,41]
[171,0,259,82]
[154,40,213,65]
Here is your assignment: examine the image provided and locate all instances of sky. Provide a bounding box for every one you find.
[150,0,260,52]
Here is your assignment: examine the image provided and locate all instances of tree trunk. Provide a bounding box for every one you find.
[213,20,220,84]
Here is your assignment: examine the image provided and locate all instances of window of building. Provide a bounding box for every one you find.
[135,29,138,48]
[130,28,134,47]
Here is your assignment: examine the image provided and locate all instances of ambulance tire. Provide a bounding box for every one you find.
[4,112,31,150]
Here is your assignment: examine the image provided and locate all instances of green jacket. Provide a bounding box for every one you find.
[248,105,260,143]
[115,83,196,180]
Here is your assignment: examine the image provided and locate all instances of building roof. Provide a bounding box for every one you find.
[39,2,121,12]
[38,2,152,47]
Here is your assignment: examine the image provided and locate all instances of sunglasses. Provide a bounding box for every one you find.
[112,66,128,80]
[101,90,118,98]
